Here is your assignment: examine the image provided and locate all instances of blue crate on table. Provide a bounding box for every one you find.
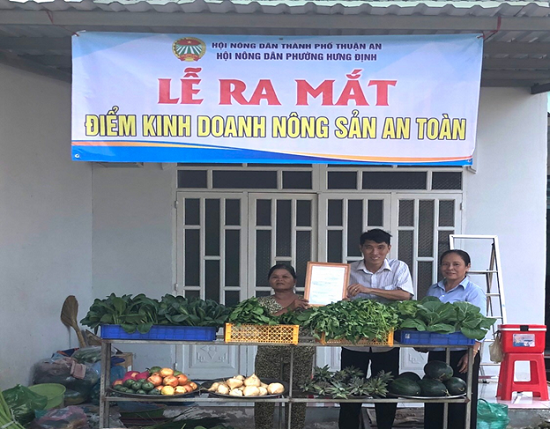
[396,330,475,346]
[100,324,217,341]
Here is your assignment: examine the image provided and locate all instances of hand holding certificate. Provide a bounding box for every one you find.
[304,262,350,306]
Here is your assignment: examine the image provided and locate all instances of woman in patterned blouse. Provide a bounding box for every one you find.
[254,264,314,429]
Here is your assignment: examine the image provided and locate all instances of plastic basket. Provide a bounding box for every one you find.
[499,324,546,353]
[100,325,217,341]
[396,330,475,346]
[28,383,66,409]
[224,323,299,345]
[317,330,394,346]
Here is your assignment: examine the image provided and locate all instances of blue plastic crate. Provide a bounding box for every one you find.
[100,325,217,341]
[396,330,475,346]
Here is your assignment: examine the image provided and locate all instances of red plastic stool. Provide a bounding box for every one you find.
[497,352,549,400]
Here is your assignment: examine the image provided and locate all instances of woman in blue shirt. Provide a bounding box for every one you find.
[424,249,486,429]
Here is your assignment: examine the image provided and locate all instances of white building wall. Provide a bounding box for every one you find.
[91,164,174,368]
[464,87,547,325]
[0,65,92,390]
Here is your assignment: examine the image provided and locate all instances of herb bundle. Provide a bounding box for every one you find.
[303,299,399,342]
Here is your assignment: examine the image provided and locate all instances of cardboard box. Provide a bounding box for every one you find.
[115,352,133,371]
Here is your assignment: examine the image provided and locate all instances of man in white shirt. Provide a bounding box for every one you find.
[339,229,414,429]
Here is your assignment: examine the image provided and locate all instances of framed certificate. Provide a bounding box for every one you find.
[304,262,350,306]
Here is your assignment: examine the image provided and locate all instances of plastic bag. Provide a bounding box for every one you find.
[32,357,99,403]
[489,332,504,363]
[2,384,48,426]
[477,399,509,429]
[30,405,89,429]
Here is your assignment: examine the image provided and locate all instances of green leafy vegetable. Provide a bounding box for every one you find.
[227,297,278,325]
[81,293,230,333]
[391,297,496,340]
[302,299,399,343]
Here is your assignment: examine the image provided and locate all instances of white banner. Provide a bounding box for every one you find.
[72,33,482,164]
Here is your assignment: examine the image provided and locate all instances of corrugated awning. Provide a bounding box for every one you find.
[1,0,550,91]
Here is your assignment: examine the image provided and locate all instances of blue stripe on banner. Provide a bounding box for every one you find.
[72,145,472,166]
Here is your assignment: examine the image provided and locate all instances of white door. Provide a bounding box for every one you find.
[175,192,248,379]
[176,192,317,378]
[316,194,392,371]
[391,194,463,373]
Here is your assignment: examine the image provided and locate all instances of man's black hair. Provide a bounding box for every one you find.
[359,229,392,246]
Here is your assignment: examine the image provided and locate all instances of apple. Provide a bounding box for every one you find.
[176,374,189,386]
[163,375,179,387]
[159,368,174,378]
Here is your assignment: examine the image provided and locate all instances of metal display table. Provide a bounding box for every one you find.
[99,339,474,429]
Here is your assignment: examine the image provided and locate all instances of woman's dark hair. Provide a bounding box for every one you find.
[267,263,297,280]
[439,249,471,266]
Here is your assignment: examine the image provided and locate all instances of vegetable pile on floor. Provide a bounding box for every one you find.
[300,365,393,399]
[391,296,495,340]
[81,293,231,334]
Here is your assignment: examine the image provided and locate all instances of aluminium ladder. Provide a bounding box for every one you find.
[449,234,507,378]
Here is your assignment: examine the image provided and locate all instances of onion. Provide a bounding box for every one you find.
[229,388,243,396]
[243,386,260,396]
[217,384,230,395]
[258,386,268,396]
[208,382,220,392]
[226,378,243,389]
[267,382,285,395]
[244,374,261,387]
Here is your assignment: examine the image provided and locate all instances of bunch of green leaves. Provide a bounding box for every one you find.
[277,307,314,325]
[158,294,231,328]
[227,298,278,325]
[302,299,399,342]
[80,293,160,334]
[392,296,495,340]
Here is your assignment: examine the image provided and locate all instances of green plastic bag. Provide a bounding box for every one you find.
[2,384,48,426]
[477,399,510,429]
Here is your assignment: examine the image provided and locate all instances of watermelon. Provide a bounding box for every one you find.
[424,360,453,382]
[388,378,421,396]
[418,379,448,397]
[398,372,421,382]
[445,377,467,395]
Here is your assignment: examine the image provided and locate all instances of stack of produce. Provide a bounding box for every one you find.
[388,361,467,397]
[301,299,399,343]
[207,374,284,397]
[81,293,231,334]
[111,367,198,396]
[391,296,495,340]
[300,366,393,399]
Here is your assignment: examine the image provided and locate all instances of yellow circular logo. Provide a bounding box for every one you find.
[173,37,206,62]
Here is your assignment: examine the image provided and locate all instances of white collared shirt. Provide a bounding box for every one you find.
[345,258,414,353]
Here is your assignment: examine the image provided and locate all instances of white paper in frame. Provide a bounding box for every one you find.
[304,262,350,306]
